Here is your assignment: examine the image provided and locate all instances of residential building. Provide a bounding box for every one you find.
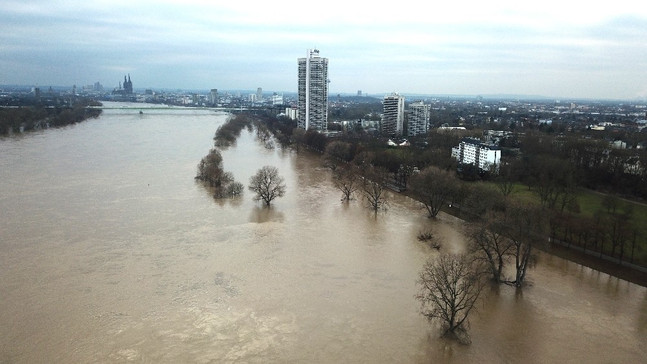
[285,107,298,120]
[271,93,283,105]
[408,101,430,136]
[483,129,514,146]
[451,137,501,172]
[298,49,329,131]
[381,93,405,137]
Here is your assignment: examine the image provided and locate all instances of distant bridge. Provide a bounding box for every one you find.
[90,105,248,113]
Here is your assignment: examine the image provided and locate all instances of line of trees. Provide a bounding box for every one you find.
[501,133,646,266]
[403,165,547,288]
[197,115,248,199]
[213,113,253,148]
[519,131,647,200]
[469,202,546,287]
[0,99,102,135]
[547,194,641,265]
[197,113,286,206]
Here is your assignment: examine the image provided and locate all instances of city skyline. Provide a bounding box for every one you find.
[1,1,646,100]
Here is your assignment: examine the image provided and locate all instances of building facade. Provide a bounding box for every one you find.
[123,75,133,94]
[112,74,133,96]
[407,101,430,137]
[285,107,298,120]
[381,93,405,137]
[451,137,501,172]
[271,93,283,105]
[298,49,329,131]
[209,89,218,106]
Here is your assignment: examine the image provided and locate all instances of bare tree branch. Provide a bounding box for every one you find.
[416,253,485,344]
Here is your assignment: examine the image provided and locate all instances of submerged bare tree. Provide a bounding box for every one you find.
[467,199,545,288]
[361,166,388,212]
[332,165,360,202]
[409,166,456,218]
[248,165,286,206]
[504,202,545,287]
[469,219,512,284]
[416,253,485,344]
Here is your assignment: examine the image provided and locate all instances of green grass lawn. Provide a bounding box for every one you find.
[576,189,647,264]
[496,182,647,221]
[576,189,647,219]
[484,182,647,266]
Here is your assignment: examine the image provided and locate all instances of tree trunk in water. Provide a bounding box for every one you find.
[515,242,531,288]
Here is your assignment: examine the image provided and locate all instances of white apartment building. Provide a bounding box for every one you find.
[271,93,283,105]
[451,137,501,172]
[285,107,298,120]
[298,49,329,131]
[381,93,405,137]
[408,101,430,137]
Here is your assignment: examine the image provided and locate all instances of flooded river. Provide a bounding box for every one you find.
[1,103,645,363]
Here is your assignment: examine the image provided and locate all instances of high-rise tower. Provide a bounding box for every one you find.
[298,49,328,131]
[209,89,218,106]
[381,93,405,137]
[407,101,430,137]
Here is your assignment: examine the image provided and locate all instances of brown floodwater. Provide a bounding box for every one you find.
[1,102,645,363]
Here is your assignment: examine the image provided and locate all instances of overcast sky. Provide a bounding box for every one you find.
[2,0,646,99]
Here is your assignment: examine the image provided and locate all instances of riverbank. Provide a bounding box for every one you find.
[0,99,102,135]
[253,112,647,288]
[381,163,647,288]
[540,240,647,287]
[437,202,647,287]
[318,158,647,287]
